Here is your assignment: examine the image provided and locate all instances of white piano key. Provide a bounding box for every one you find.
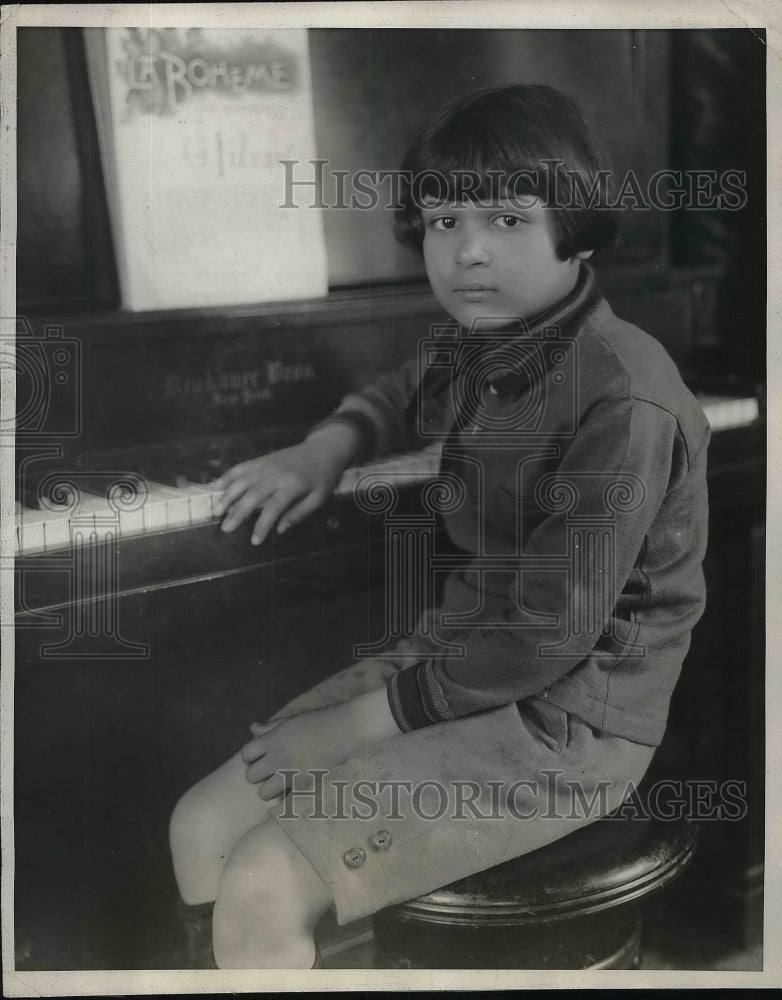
[336,448,443,494]
[16,507,48,554]
[186,488,220,524]
[174,482,221,525]
[42,510,75,550]
[697,394,759,431]
[147,484,192,530]
[71,493,119,515]
[165,496,193,529]
[14,505,22,554]
[117,506,146,537]
[14,447,445,555]
[133,481,202,531]
[66,493,119,538]
[141,483,181,531]
[336,466,359,495]
[152,483,208,528]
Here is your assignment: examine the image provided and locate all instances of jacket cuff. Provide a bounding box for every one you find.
[307,410,376,464]
[386,660,454,732]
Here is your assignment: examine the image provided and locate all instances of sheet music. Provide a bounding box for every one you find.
[84,27,328,310]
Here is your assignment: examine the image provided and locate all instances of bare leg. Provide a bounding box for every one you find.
[213,818,333,968]
[169,750,281,905]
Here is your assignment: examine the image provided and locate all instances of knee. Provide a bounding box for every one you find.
[215,821,332,932]
[169,782,209,860]
[169,780,233,901]
[212,824,293,966]
[216,822,292,910]
[213,821,331,968]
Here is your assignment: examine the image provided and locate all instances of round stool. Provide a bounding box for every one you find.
[372,815,697,969]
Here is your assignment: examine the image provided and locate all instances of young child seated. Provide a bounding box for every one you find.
[168,83,710,969]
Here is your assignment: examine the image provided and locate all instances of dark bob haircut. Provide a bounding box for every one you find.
[394,84,620,260]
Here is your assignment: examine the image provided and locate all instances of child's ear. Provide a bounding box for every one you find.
[574,249,594,260]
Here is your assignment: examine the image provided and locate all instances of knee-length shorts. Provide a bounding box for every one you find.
[267,657,657,926]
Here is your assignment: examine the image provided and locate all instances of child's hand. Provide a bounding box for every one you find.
[240,703,364,800]
[241,688,403,799]
[214,423,360,546]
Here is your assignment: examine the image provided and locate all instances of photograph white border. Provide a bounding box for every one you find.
[1,1,779,993]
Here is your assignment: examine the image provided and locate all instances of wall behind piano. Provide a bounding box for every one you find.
[16,28,118,310]
[307,28,669,283]
[669,29,766,393]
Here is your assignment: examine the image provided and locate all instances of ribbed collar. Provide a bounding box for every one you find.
[406,262,602,422]
[458,260,600,344]
[463,261,601,395]
[512,259,599,339]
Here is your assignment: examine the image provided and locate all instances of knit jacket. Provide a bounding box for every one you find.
[315,265,711,746]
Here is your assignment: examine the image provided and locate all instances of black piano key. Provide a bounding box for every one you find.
[17,477,43,510]
[136,442,217,487]
[137,466,183,488]
[17,472,74,510]
[175,458,227,484]
[17,470,148,509]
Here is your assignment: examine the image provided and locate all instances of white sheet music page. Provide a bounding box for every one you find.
[85,27,328,311]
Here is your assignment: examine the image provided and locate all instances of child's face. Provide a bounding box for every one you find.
[421,197,591,330]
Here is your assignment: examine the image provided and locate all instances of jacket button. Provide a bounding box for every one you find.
[343,847,366,869]
[369,830,392,852]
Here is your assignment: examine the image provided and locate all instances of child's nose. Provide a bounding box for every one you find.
[455,231,490,267]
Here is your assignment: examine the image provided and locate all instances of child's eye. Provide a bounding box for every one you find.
[427,216,457,231]
[492,214,525,229]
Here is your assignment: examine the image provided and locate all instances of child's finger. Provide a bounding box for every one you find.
[258,774,286,801]
[245,757,275,784]
[240,736,267,765]
[249,720,279,736]
[220,481,276,531]
[277,490,321,534]
[250,491,295,546]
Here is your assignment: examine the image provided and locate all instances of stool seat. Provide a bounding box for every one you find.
[405,815,697,923]
[373,815,697,969]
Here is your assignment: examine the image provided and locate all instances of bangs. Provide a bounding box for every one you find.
[403,105,549,207]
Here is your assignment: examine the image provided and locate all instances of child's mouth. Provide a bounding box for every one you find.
[454,287,496,301]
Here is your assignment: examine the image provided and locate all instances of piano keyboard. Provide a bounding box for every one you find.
[14,444,445,556]
[13,395,759,557]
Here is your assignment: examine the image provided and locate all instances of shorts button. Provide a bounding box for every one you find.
[343,847,366,869]
[369,830,392,852]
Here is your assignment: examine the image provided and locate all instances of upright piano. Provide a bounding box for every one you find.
[12,265,763,641]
